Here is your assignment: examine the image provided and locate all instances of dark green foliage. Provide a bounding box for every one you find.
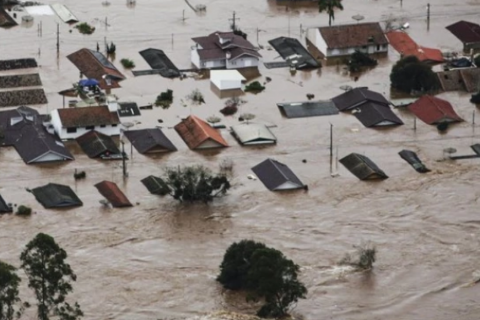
[162,165,231,203]
[474,55,480,67]
[73,171,86,180]
[75,22,95,35]
[0,261,27,320]
[437,121,449,132]
[390,55,440,94]
[217,240,307,318]
[16,205,31,216]
[471,92,480,104]
[155,89,174,109]
[106,42,116,55]
[340,242,377,270]
[20,233,83,320]
[318,0,344,26]
[120,59,135,69]
[220,105,238,116]
[244,81,265,93]
[347,50,378,72]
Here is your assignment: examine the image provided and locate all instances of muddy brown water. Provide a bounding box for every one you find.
[1,0,480,319]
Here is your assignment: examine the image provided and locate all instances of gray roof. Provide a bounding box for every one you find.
[30,183,83,208]
[141,175,170,195]
[0,106,39,146]
[471,144,480,155]
[0,194,12,213]
[277,100,338,118]
[398,150,430,173]
[139,48,180,78]
[268,37,320,69]
[230,123,277,145]
[252,158,305,191]
[123,128,177,154]
[353,102,404,128]
[118,102,141,117]
[340,153,388,180]
[76,130,120,158]
[331,87,390,111]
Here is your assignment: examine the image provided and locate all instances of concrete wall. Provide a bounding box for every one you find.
[211,78,242,90]
[314,29,328,57]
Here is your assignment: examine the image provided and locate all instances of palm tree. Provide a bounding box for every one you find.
[318,0,344,26]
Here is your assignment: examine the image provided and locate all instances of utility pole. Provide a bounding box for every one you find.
[171,33,174,49]
[329,123,333,173]
[414,117,417,131]
[229,11,239,31]
[56,23,59,54]
[426,3,430,31]
[182,9,185,22]
[256,27,265,44]
[121,140,127,178]
[105,17,108,30]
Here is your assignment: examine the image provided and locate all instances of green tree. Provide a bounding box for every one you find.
[0,261,27,320]
[161,165,231,204]
[318,0,344,26]
[390,55,440,94]
[20,233,83,320]
[217,240,307,318]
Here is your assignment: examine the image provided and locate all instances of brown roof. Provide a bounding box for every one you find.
[437,68,480,93]
[0,8,17,27]
[192,31,261,61]
[67,49,125,89]
[57,106,120,128]
[94,180,132,208]
[446,21,480,44]
[174,115,228,149]
[408,95,463,125]
[319,22,388,49]
[386,31,444,64]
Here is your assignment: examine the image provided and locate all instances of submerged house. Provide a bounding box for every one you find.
[75,130,121,158]
[123,128,177,154]
[268,36,321,69]
[340,153,388,180]
[309,22,388,59]
[191,31,261,69]
[408,95,463,125]
[50,106,121,140]
[230,123,277,145]
[141,175,169,195]
[386,31,444,64]
[437,68,480,93]
[94,180,132,208]
[0,194,13,214]
[446,21,480,53]
[30,183,83,208]
[252,158,306,191]
[174,115,228,150]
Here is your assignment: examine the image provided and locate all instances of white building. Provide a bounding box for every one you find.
[50,105,121,140]
[191,31,261,69]
[210,70,245,91]
[309,22,388,59]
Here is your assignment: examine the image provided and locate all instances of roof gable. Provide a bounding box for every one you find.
[252,158,305,191]
[94,180,132,208]
[408,95,463,124]
[231,123,277,145]
[174,115,228,150]
[385,31,444,63]
[0,194,12,213]
[141,175,169,195]
[340,153,388,180]
[319,22,388,49]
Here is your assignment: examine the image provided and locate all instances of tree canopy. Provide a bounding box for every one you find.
[318,0,344,26]
[217,240,307,318]
[20,233,83,320]
[0,261,26,320]
[390,55,440,94]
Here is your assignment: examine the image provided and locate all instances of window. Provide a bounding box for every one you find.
[100,124,106,128]
[112,124,118,127]
[66,127,77,133]
[230,60,236,65]
[376,45,380,51]
[85,126,94,130]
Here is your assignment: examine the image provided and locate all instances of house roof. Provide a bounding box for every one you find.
[318,22,388,49]
[192,31,261,61]
[0,194,12,213]
[94,180,132,208]
[50,3,78,23]
[14,124,74,164]
[31,183,83,208]
[339,153,388,180]
[446,21,480,44]
[385,31,444,63]
[56,106,120,128]
[174,115,228,149]
[0,8,17,27]
[210,70,246,81]
[76,130,120,158]
[123,128,177,154]
[67,48,125,89]
[331,87,390,111]
[252,158,305,191]
[353,102,404,128]
[0,106,39,146]
[437,68,480,93]
[139,48,180,78]
[118,102,141,117]
[141,175,169,195]
[277,100,339,118]
[268,37,321,69]
[398,149,430,173]
[408,95,463,125]
[230,123,277,145]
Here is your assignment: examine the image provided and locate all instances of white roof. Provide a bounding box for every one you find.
[231,123,276,145]
[25,5,55,16]
[51,3,78,23]
[210,70,246,81]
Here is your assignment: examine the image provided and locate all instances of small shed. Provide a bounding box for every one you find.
[339,153,388,180]
[30,183,83,208]
[0,194,12,213]
[252,158,305,191]
[76,130,120,158]
[94,180,132,208]
[230,123,277,145]
[210,70,246,91]
[141,175,170,195]
[123,128,177,154]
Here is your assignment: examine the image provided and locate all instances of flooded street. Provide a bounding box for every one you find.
[1,0,480,319]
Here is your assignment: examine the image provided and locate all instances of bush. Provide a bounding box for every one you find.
[186,89,205,105]
[347,50,378,72]
[474,55,480,67]
[16,205,32,216]
[437,121,449,132]
[120,58,135,69]
[340,242,376,270]
[471,92,480,104]
[220,105,238,116]
[390,55,440,94]
[245,81,265,93]
[155,89,173,109]
[75,22,95,35]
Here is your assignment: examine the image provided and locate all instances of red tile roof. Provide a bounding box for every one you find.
[174,115,228,149]
[408,95,463,125]
[57,106,120,128]
[94,180,132,208]
[446,21,480,44]
[192,31,261,61]
[386,31,444,63]
[318,22,388,49]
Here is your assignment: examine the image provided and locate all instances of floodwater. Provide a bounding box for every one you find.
[1,0,480,319]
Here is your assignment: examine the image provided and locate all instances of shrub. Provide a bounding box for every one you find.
[340,242,377,270]
[245,81,265,93]
[437,121,449,132]
[106,42,116,55]
[390,55,440,94]
[155,89,173,109]
[348,50,378,73]
[120,58,135,69]
[186,89,205,105]
[75,22,95,35]
[16,205,32,216]
[220,105,238,116]
[471,92,480,104]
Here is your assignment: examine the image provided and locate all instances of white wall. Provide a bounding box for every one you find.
[315,29,328,57]
[226,56,259,69]
[191,49,201,68]
[211,78,242,90]
[196,139,224,149]
[205,59,226,68]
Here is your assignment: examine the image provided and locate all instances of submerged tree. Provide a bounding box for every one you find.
[340,242,377,270]
[20,233,83,320]
[390,55,440,94]
[217,240,307,318]
[0,261,27,320]
[318,0,344,26]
